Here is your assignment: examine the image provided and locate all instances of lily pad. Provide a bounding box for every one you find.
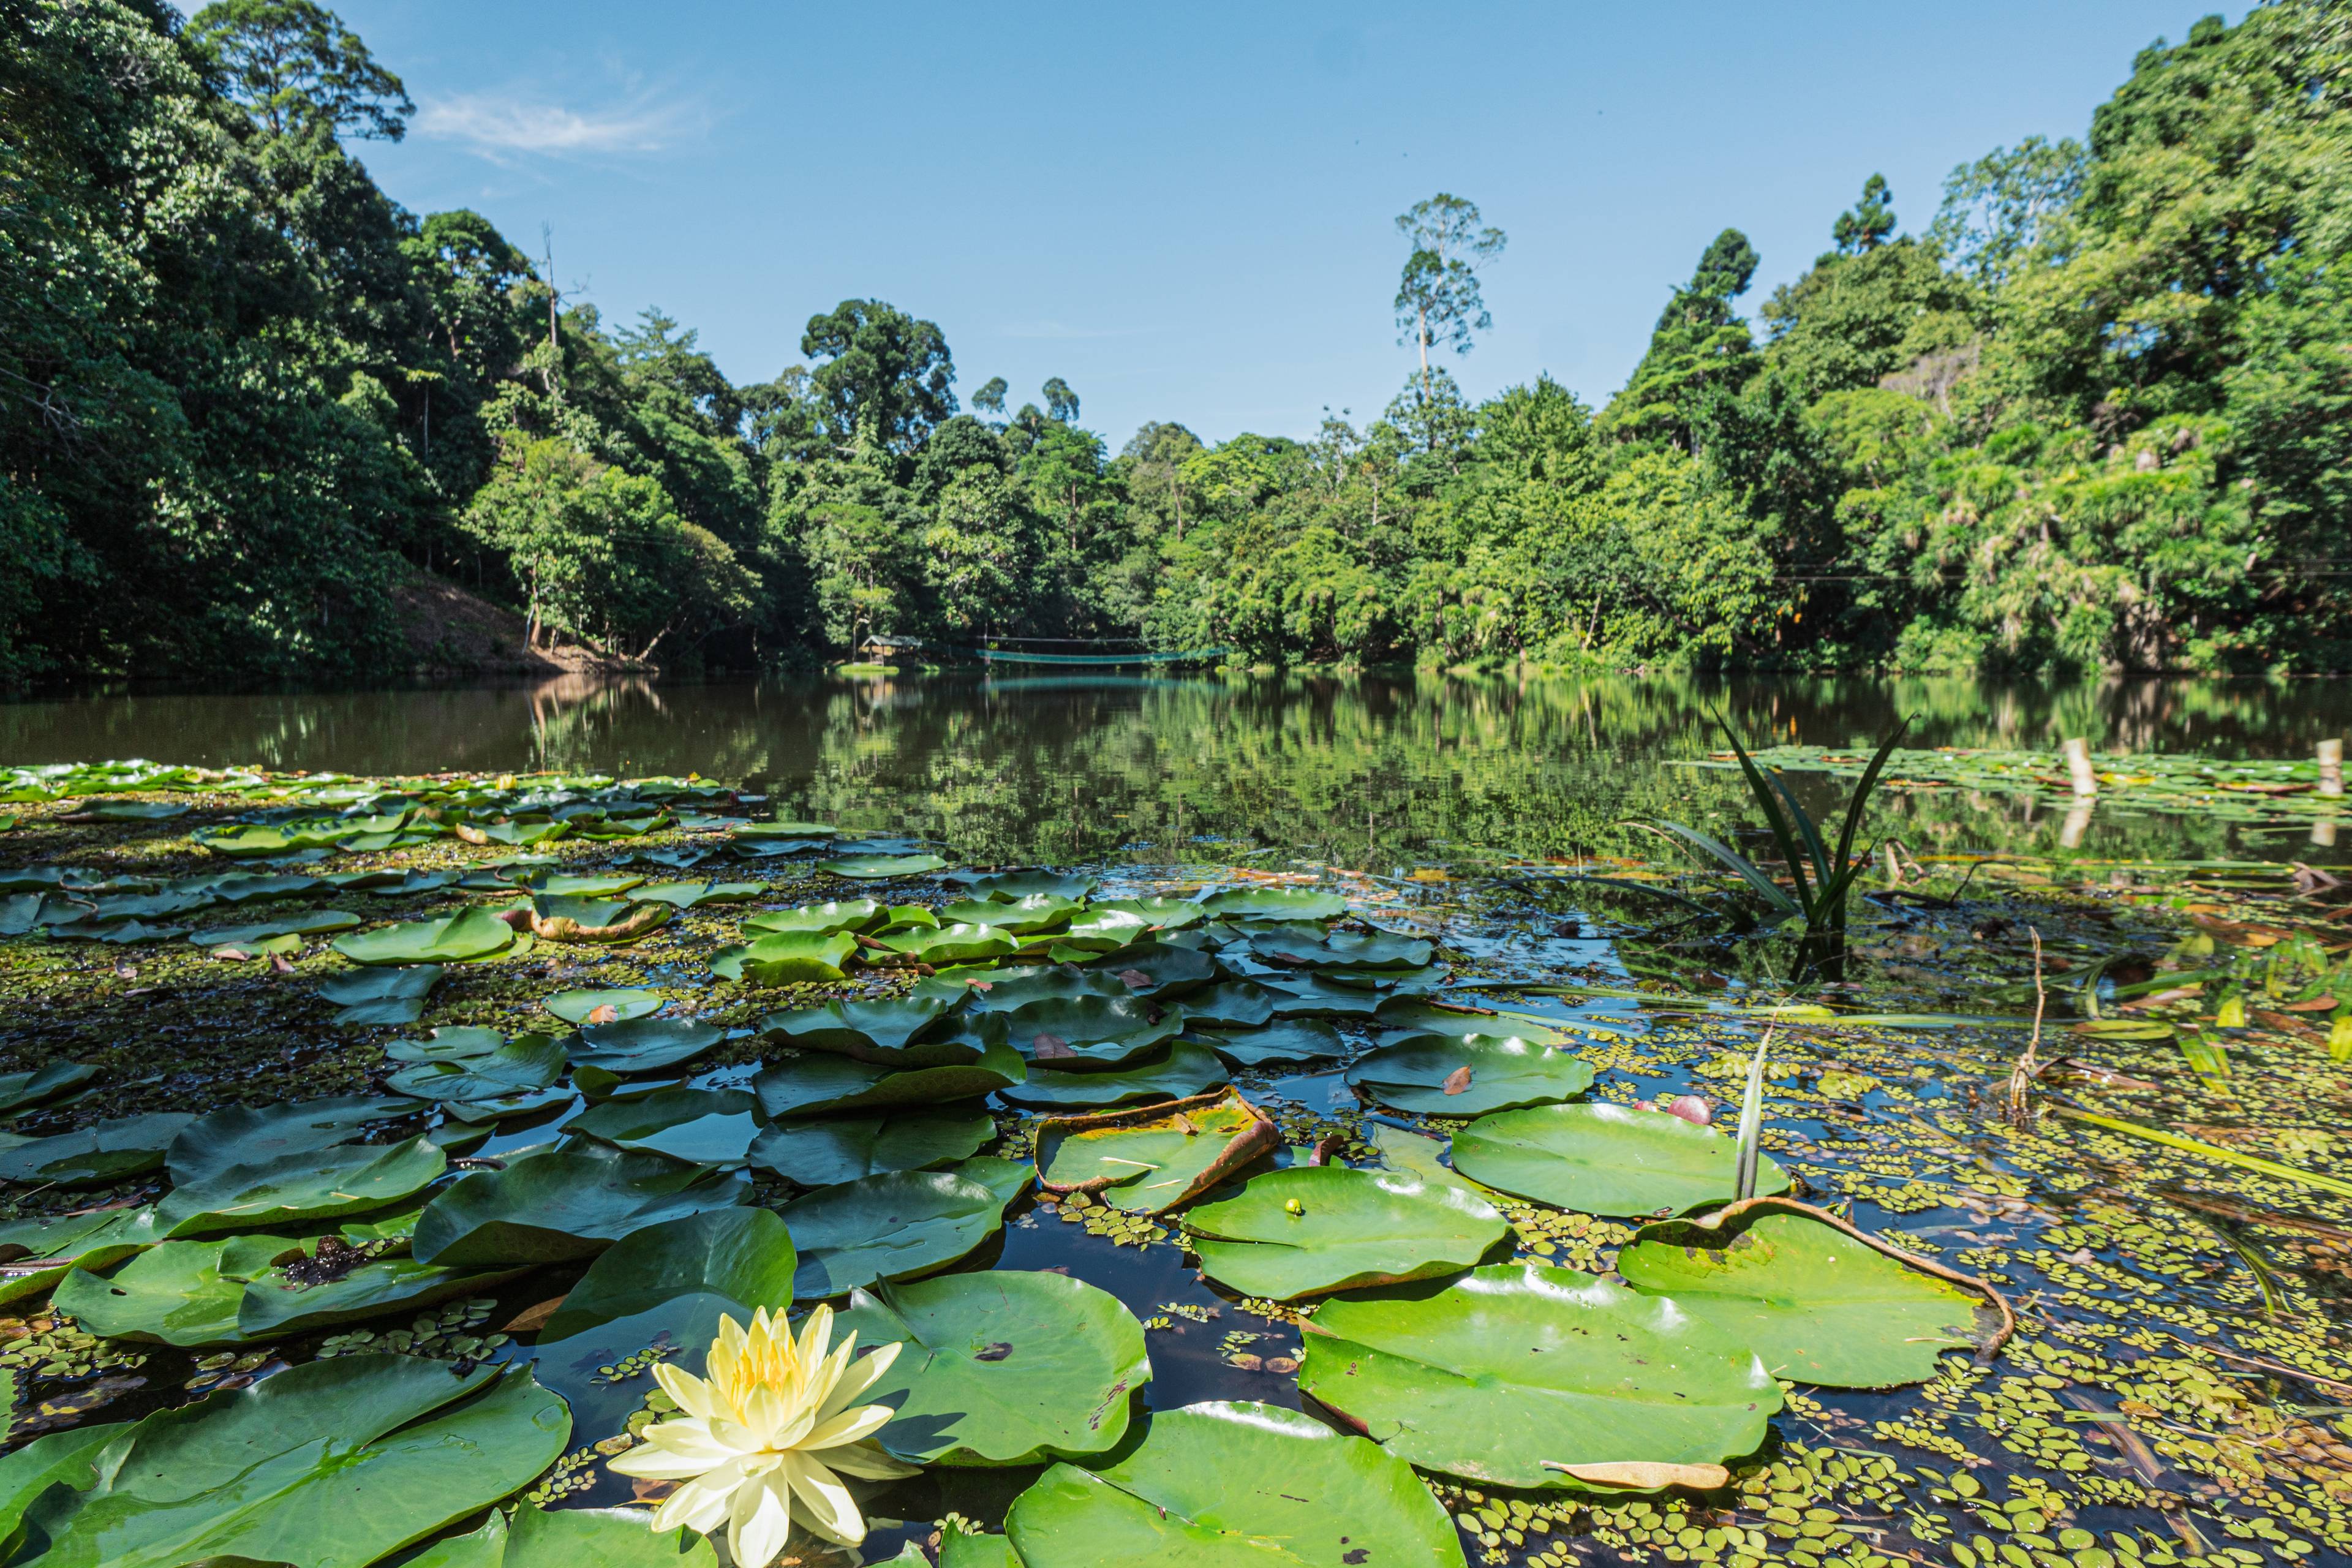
[1088,896,1207,933]
[1615,1197,2015,1388]
[838,1269,1150,1464]
[709,929,859,984]
[999,1041,1226,1110]
[386,1034,567,1104]
[742,899,883,936]
[55,1234,296,1344]
[878,922,1022,964]
[1172,981,1281,1028]
[157,1136,445,1237]
[565,1088,760,1166]
[753,1040,1026,1120]
[0,1061,98,1116]
[746,1109,995,1187]
[1251,927,1433,971]
[568,1017,725,1077]
[12,1354,569,1567]
[1347,1033,1597,1115]
[545,988,664,1025]
[1200,1019,1346,1068]
[1006,995,1183,1069]
[331,907,516,966]
[0,1206,164,1306]
[1298,1262,1782,1489]
[756,996,973,1065]
[938,894,1082,935]
[1048,909,1156,954]
[956,869,1096,902]
[540,1206,798,1341]
[319,965,441,1027]
[822,853,950,878]
[940,967,1128,1014]
[514,872,645,897]
[779,1156,1033,1298]
[528,896,671,944]
[237,1249,530,1340]
[1089,941,1219,998]
[0,1112,195,1186]
[166,1096,409,1183]
[1003,1400,1466,1567]
[187,910,361,947]
[1186,1164,1509,1300]
[405,1504,719,1568]
[1034,1088,1279,1213]
[632,880,765,910]
[413,1143,748,1268]
[1450,1102,1791,1218]
[1197,887,1348,921]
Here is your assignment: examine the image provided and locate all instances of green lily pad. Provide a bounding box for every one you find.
[1371,997,1566,1042]
[1048,909,1156,954]
[632,880,765,910]
[0,1205,164,1307]
[1450,1102,1791,1218]
[540,1206,797,1341]
[545,989,664,1025]
[1186,1164,1509,1301]
[569,1017,725,1077]
[822,853,950,878]
[1087,940,1218,997]
[528,896,672,944]
[734,819,839,838]
[405,1504,719,1568]
[565,1088,760,1166]
[938,894,1082,935]
[1006,995,1184,1069]
[1003,1400,1466,1567]
[331,907,516,966]
[957,870,1096,902]
[1298,1262,1782,1489]
[1200,1019,1346,1068]
[320,965,442,1027]
[187,910,362,947]
[839,1269,1150,1464]
[413,1143,748,1268]
[238,1248,529,1340]
[1088,897,1207,933]
[1346,1033,1596,1115]
[1268,976,1405,1019]
[1198,887,1348,921]
[12,1355,568,1567]
[1172,981,1281,1028]
[0,1061,98,1115]
[753,1040,1026,1119]
[386,1034,567,1104]
[1000,1041,1226,1110]
[780,1156,1033,1298]
[1250,927,1433,971]
[157,1136,446,1238]
[879,922,1022,964]
[166,1097,409,1184]
[710,929,860,983]
[514,872,645,897]
[1615,1198,2011,1388]
[756,996,973,1065]
[55,1234,296,1344]
[746,1109,995,1187]
[0,1112,195,1186]
[742,898,883,936]
[940,967,1128,1013]
[1034,1088,1279,1213]
[385,1026,508,1064]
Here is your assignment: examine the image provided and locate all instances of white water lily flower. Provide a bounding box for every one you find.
[607,1303,918,1566]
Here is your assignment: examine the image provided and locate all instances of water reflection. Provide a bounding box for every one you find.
[3,673,2346,867]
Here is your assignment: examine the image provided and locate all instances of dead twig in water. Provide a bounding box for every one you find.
[2005,927,2045,1128]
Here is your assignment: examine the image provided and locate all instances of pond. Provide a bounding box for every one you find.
[0,674,2349,1568]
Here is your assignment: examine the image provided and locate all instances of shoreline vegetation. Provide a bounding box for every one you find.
[9,3,2352,684]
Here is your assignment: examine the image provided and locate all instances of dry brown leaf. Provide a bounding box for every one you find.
[1441,1065,1474,1095]
[1542,1460,1730,1490]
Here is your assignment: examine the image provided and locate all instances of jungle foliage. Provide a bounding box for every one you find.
[4,1,2350,679]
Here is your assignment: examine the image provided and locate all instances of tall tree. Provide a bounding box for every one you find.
[1393,194,1507,399]
[971,376,1009,417]
[800,300,957,454]
[1927,136,2087,287]
[185,0,413,141]
[1042,377,1080,424]
[1832,174,1896,255]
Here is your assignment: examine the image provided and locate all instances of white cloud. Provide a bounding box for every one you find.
[415,93,699,157]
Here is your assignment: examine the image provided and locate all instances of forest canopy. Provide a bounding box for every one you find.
[4,0,2350,680]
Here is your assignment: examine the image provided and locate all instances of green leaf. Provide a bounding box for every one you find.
[1197,1019,1344,1068]
[753,1040,1025,1120]
[780,1156,1033,1298]
[539,1207,797,1341]
[1186,1164,1507,1300]
[568,1017,725,1077]
[1346,1033,1595,1115]
[1616,1199,2011,1388]
[414,1144,748,1268]
[1087,940,1217,996]
[514,873,644,897]
[565,1089,760,1166]
[527,896,672,944]
[1450,1102,1792,1218]
[1048,909,1156,955]
[877,922,1022,964]
[1169,981,1280,1028]
[821,853,950,878]
[1005,995,1183,1069]
[157,1136,445,1238]
[938,894,1082,935]
[0,1061,98,1116]
[0,1206,162,1305]
[319,965,440,1027]
[1034,1088,1278,1213]
[13,1355,570,1568]
[999,1041,1226,1110]
[545,988,664,1025]
[0,1422,133,1548]
[632,881,766,911]
[0,1112,194,1186]
[1003,1400,1466,1567]
[709,929,860,984]
[1197,888,1348,921]
[1248,927,1432,971]
[755,997,973,1065]
[742,899,884,937]
[236,1251,529,1340]
[1088,897,1207,933]
[54,1234,295,1344]
[165,1098,409,1185]
[331,907,518,966]
[1298,1262,1782,1488]
[839,1269,1150,1464]
[386,1035,567,1104]
[746,1109,994,1187]
[187,910,361,947]
[956,869,1096,902]
[499,1505,721,1567]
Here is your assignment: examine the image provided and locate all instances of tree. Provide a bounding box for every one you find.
[1832,174,1896,255]
[971,376,1009,417]
[1927,136,2087,287]
[1602,230,1762,451]
[1042,377,1080,424]
[801,300,957,454]
[1393,194,1507,399]
[186,0,414,141]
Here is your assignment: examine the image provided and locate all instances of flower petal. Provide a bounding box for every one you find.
[728,1469,796,1568]
[823,1438,922,1481]
[804,1400,894,1450]
[778,1450,865,1545]
[650,1362,720,1422]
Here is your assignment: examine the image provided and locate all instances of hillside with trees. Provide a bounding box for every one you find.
[5,0,2349,681]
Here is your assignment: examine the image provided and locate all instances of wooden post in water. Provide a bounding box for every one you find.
[2319,738,2343,797]
[2062,737,2098,798]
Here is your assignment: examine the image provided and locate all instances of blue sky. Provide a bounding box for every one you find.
[326,1,2231,448]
